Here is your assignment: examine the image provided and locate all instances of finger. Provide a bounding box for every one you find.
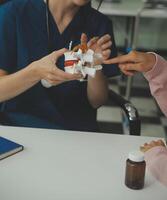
[119,64,135,76]
[72,45,79,52]
[97,34,111,46]
[45,74,65,82]
[102,49,111,59]
[103,54,134,65]
[154,140,165,147]
[157,139,165,145]
[46,79,64,86]
[121,68,134,76]
[53,68,82,81]
[157,139,163,143]
[49,73,80,82]
[145,145,152,151]
[51,48,68,62]
[150,141,156,145]
[101,41,112,50]
[80,33,88,45]
[87,37,99,48]
[123,63,140,72]
[42,75,62,85]
[159,140,166,146]
[140,145,151,152]
[140,146,147,153]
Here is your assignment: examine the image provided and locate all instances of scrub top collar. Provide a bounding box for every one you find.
[31,0,91,50]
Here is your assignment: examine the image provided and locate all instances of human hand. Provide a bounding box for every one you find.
[104,50,156,76]
[77,33,112,65]
[31,48,82,86]
[140,139,166,153]
[87,34,112,61]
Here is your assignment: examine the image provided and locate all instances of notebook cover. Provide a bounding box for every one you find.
[0,136,24,160]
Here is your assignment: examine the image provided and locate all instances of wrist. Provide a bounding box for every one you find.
[88,69,103,81]
[145,53,157,72]
[27,61,42,82]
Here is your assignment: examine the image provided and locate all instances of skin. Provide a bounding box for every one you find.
[48,0,90,34]
[0,0,112,109]
[140,139,166,153]
[104,50,156,76]
[105,51,167,153]
[80,33,111,108]
[0,49,81,102]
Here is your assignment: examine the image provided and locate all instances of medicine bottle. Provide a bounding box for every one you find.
[125,151,146,190]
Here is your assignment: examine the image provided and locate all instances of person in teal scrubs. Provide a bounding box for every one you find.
[0,0,119,131]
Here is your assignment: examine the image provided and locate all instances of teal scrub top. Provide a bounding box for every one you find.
[0,0,120,131]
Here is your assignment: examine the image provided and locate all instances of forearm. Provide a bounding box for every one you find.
[144,54,167,116]
[0,63,40,102]
[87,71,108,108]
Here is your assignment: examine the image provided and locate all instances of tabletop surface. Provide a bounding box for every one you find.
[0,125,167,200]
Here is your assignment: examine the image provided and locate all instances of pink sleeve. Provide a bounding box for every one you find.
[144,53,167,117]
[145,146,167,187]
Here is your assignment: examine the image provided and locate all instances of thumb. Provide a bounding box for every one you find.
[51,48,68,62]
[80,33,88,44]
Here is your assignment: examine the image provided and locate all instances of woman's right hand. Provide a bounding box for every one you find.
[104,50,156,76]
[31,48,82,86]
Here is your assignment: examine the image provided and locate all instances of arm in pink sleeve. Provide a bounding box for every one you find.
[144,54,167,117]
[145,146,167,187]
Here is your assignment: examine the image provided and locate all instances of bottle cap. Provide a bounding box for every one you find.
[128,151,145,162]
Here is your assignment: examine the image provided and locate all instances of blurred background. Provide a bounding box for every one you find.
[92,0,167,138]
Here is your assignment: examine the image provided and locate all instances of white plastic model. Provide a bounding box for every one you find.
[41,45,103,88]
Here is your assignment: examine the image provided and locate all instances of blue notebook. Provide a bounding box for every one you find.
[0,136,24,160]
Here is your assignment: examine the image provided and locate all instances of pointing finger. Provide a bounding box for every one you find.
[51,48,68,62]
[104,54,133,65]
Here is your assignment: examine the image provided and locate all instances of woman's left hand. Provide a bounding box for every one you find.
[80,33,109,108]
[80,33,112,62]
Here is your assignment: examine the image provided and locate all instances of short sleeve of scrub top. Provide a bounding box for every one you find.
[0,1,17,74]
[0,0,120,132]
